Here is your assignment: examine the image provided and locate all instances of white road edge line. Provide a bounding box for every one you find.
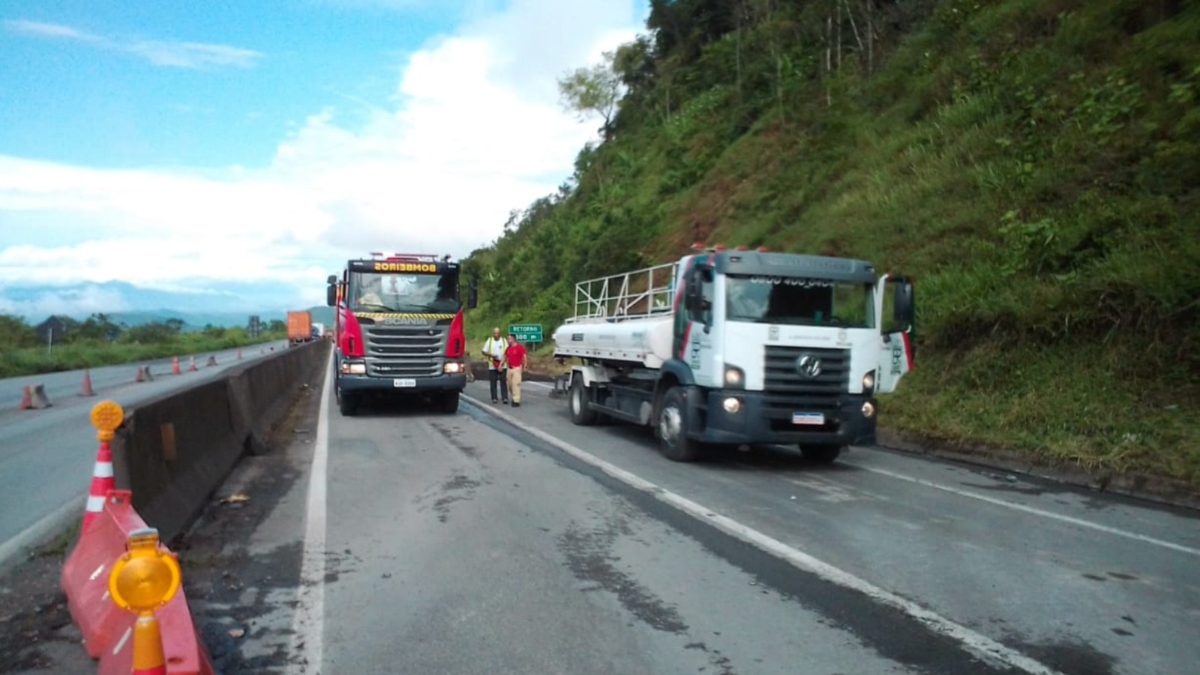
[840,461,1200,557]
[287,351,332,675]
[462,392,1063,675]
[0,494,86,571]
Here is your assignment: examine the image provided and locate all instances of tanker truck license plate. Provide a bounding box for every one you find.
[393,379,417,388]
[792,412,825,425]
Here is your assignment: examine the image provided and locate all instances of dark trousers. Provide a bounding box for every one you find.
[489,368,509,402]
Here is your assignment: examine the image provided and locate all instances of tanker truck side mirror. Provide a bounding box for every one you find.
[890,277,915,330]
[467,277,479,309]
[326,275,338,307]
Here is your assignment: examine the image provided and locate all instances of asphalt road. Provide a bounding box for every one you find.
[170,368,1200,675]
[0,340,288,565]
[21,360,1195,674]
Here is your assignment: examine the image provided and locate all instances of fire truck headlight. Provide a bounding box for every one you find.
[342,362,366,375]
[443,362,464,374]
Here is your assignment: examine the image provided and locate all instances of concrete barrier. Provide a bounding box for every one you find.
[110,340,329,542]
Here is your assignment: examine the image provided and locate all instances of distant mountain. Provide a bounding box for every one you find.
[108,310,288,331]
[0,280,310,327]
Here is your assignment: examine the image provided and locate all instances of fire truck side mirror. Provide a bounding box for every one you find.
[467,277,479,309]
[326,276,338,307]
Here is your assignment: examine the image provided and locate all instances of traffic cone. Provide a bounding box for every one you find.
[172,357,181,375]
[18,385,33,409]
[237,348,243,360]
[131,614,167,675]
[81,369,95,397]
[82,433,115,532]
[135,366,145,383]
[188,355,198,372]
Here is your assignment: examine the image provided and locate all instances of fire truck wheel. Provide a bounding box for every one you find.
[569,376,598,426]
[441,391,460,414]
[657,387,700,463]
[338,390,358,417]
[799,443,843,464]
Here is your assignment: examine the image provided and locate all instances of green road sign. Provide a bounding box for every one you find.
[508,324,543,343]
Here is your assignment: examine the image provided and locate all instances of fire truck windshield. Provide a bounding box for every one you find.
[349,271,461,313]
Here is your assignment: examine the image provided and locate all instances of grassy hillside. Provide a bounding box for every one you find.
[464,0,1199,483]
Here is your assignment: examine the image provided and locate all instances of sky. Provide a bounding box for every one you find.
[0,0,648,319]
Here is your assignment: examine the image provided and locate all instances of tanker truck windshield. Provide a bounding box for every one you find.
[725,275,875,328]
[349,270,461,313]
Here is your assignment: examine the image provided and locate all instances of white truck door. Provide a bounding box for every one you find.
[876,275,916,394]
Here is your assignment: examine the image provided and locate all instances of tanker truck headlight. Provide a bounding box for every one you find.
[443,362,464,374]
[722,397,742,414]
[724,366,744,388]
[862,401,876,418]
[862,371,876,393]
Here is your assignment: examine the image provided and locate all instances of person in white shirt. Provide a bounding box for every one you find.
[481,326,509,403]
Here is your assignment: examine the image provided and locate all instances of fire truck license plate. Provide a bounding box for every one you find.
[792,412,825,425]
[393,379,417,388]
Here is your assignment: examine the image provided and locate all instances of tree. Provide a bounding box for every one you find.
[558,52,624,141]
[268,319,286,334]
[0,314,37,349]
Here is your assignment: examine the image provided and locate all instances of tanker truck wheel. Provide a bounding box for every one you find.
[799,443,843,464]
[657,387,701,462]
[569,376,598,426]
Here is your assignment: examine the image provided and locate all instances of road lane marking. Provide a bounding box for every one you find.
[840,462,1200,558]
[287,351,332,675]
[462,392,1064,675]
[783,476,859,503]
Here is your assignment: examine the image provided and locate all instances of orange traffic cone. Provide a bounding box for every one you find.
[237,348,243,360]
[188,355,198,372]
[172,357,181,375]
[81,369,95,397]
[83,419,117,532]
[135,366,145,383]
[18,385,33,410]
[130,614,168,675]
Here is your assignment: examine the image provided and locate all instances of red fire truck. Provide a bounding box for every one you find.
[326,252,477,416]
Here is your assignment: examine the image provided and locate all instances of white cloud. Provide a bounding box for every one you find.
[3,18,262,69]
[0,285,131,319]
[0,0,647,305]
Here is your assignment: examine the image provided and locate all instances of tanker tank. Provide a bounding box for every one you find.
[552,314,675,369]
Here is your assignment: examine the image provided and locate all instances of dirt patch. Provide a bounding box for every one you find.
[0,549,85,675]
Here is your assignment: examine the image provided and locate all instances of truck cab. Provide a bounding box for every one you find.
[327,252,478,416]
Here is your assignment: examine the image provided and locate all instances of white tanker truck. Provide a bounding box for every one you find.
[551,246,916,463]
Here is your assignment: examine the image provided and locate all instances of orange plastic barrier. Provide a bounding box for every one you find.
[61,490,215,675]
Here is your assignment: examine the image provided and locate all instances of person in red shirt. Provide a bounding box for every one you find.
[502,333,527,407]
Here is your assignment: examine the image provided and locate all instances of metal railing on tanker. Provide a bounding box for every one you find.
[566,262,677,324]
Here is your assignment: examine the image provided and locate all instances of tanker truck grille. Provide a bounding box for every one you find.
[363,324,447,378]
[763,346,850,431]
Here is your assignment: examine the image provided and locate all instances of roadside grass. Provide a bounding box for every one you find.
[886,340,1200,482]
[34,521,80,561]
[0,332,285,379]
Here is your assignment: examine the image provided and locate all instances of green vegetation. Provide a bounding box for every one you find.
[0,313,285,378]
[465,0,1199,482]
